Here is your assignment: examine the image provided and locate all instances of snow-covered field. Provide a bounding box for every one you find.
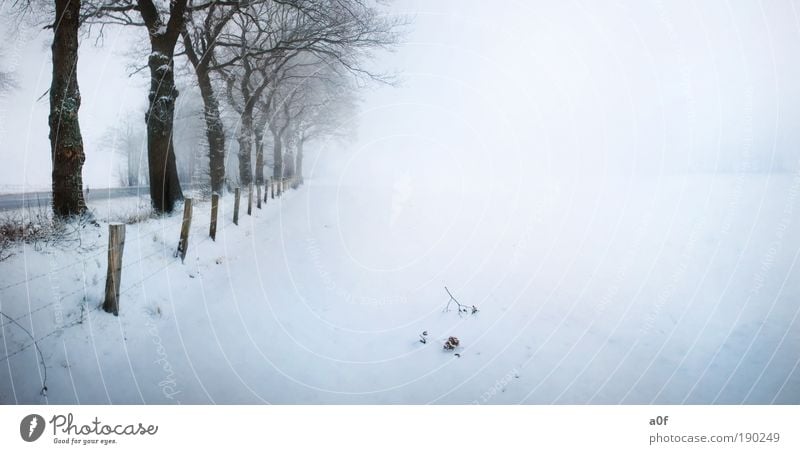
[1,163,799,404]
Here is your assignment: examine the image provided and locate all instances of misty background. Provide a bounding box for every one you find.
[1,0,798,193]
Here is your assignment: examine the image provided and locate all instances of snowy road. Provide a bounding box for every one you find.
[0,186,203,211]
[1,170,799,404]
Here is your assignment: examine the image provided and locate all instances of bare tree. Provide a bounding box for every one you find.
[267,83,297,180]
[220,0,402,185]
[217,1,299,187]
[9,0,91,216]
[85,0,194,212]
[253,60,330,184]
[180,1,243,194]
[81,0,403,205]
[290,74,358,183]
[248,54,361,185]
[49,0,88,217]
[135,0,188,212]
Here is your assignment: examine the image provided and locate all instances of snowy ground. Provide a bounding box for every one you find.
[1,164,799,404]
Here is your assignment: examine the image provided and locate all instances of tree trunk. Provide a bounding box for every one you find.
[296,139,304,184]
[196,68,226,194]
[49,0,87,218]
[271,127,283,180]
[145,39,183,213]
[238,107,254,186]
[254,126,265,185]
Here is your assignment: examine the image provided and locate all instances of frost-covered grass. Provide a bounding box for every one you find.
[0,171,798,404]
[0,202,105,263]
[0,207,53,261]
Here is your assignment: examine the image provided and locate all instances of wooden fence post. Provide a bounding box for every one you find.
[257,184,262,209]
[177,198,193,263]
[271,179,275,199]
[210,192,219,241]
[247,183,253,215]
[264,179,269,203]
[103,223,125,316]
[233,187,240,225]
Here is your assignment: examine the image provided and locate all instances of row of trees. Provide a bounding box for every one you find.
[10,0,402,216]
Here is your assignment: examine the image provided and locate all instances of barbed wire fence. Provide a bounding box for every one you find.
[0,177,299,396]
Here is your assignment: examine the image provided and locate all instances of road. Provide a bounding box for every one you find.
[0,187,156,211]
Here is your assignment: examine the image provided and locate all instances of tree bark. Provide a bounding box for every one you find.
[182,26,227,195]
[139,0,186,213]
[197,68,226,194]
[238,106,254,186]
[254,125,265,185]
[145,40,183,213]
[49,0,87,218]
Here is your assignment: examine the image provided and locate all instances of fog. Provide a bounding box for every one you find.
[324,0,800,188]
[2,0,800,190]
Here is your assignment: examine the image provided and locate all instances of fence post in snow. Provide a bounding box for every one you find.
[177,198,193,263]
[210,192,219,241]
[247,183,253,216]
[271,180,275,199]
[233,187,240,225]
[102,223,125,316]
[264,179,269,204]
[257,184,262,209]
